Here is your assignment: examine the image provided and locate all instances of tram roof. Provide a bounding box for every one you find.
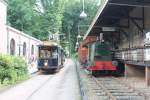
[83,0,150,39]
[39,41,62,48]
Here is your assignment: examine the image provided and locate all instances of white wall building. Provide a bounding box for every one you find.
[0,0,42,73]
[0,0,7,53]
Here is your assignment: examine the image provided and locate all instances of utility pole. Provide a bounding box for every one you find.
[68,26,71,57]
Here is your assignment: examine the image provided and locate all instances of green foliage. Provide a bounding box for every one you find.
[38,0,67,37]
[0,54,28,84]
[12,56,28,80]
[62,0,100,53]
[7,0,67,40]
[7,0,36,35]
[71,53,78,59]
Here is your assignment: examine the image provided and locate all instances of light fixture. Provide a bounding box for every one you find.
[80,11,87,19]
[80,0,87,19]
[76,42,79,46]
[77,34,82,39]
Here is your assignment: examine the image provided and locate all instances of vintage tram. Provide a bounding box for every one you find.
[37,41,65,72]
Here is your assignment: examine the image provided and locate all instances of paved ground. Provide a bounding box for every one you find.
[0,59,80,100]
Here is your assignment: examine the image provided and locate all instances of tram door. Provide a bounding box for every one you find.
[57,48,62,67]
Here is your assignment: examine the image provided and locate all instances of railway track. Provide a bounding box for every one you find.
[26,73,53,100]
[79,69,148,100]
[94,77,145,100]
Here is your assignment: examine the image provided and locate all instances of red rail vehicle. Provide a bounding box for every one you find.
[87,42,117,76]
[78,36,96,66]
[78,43,88,65]
[78,36,124,76]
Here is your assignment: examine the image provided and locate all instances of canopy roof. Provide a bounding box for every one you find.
[84,0,150,39]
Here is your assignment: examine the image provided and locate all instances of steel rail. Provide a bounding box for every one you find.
[81,68,145,100]
[93,77,116,100]
[92,76,145,100]
[114,77,148,100]
[26,75,53,100]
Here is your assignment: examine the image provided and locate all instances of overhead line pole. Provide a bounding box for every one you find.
[68,26,71,57]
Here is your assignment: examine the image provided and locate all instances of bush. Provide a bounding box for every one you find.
[0,54,28,84]
[12,56,28,81]
[71,52,78,59]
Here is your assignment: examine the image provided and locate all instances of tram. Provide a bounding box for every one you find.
[37,41,65,72]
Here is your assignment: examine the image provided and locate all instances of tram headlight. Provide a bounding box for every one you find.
[44,60,48,66]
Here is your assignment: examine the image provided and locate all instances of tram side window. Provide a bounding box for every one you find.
[51,48,58,59]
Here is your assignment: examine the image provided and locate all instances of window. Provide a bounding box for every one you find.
[39,46,58,58]
[10,38,15,55]
[23,42,26,56]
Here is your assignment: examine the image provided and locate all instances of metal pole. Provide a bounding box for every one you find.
[78,23,79,36]
[68,26,71,57]
[82,0,84,11]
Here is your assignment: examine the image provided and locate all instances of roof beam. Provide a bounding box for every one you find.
[130,19,143,33]
[119,28,129,38]
[108,1,150,8]
[100,16,143,21]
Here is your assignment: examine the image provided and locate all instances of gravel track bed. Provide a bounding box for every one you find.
[79,68,150,100]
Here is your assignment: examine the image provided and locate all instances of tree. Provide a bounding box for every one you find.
[40,0,66,33]
[7,0,36,35]
[62,0,100,53]
[7,0,67,40]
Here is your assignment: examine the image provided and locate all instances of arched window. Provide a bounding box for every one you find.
[10,38,15,55]
[23,42,26,56]
[31,45,34,55]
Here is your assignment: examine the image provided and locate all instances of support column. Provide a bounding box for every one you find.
[145,67,150,86]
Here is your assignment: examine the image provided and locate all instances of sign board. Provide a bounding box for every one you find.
[82,36,97,46]
[49,34,60,41]
[102,27,116,31]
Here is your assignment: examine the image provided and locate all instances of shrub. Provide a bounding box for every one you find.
[0,54,28,84]
[12,56,28,80]
[71,52,78,59]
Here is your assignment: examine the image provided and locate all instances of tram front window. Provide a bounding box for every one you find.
[39,46,58,59]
